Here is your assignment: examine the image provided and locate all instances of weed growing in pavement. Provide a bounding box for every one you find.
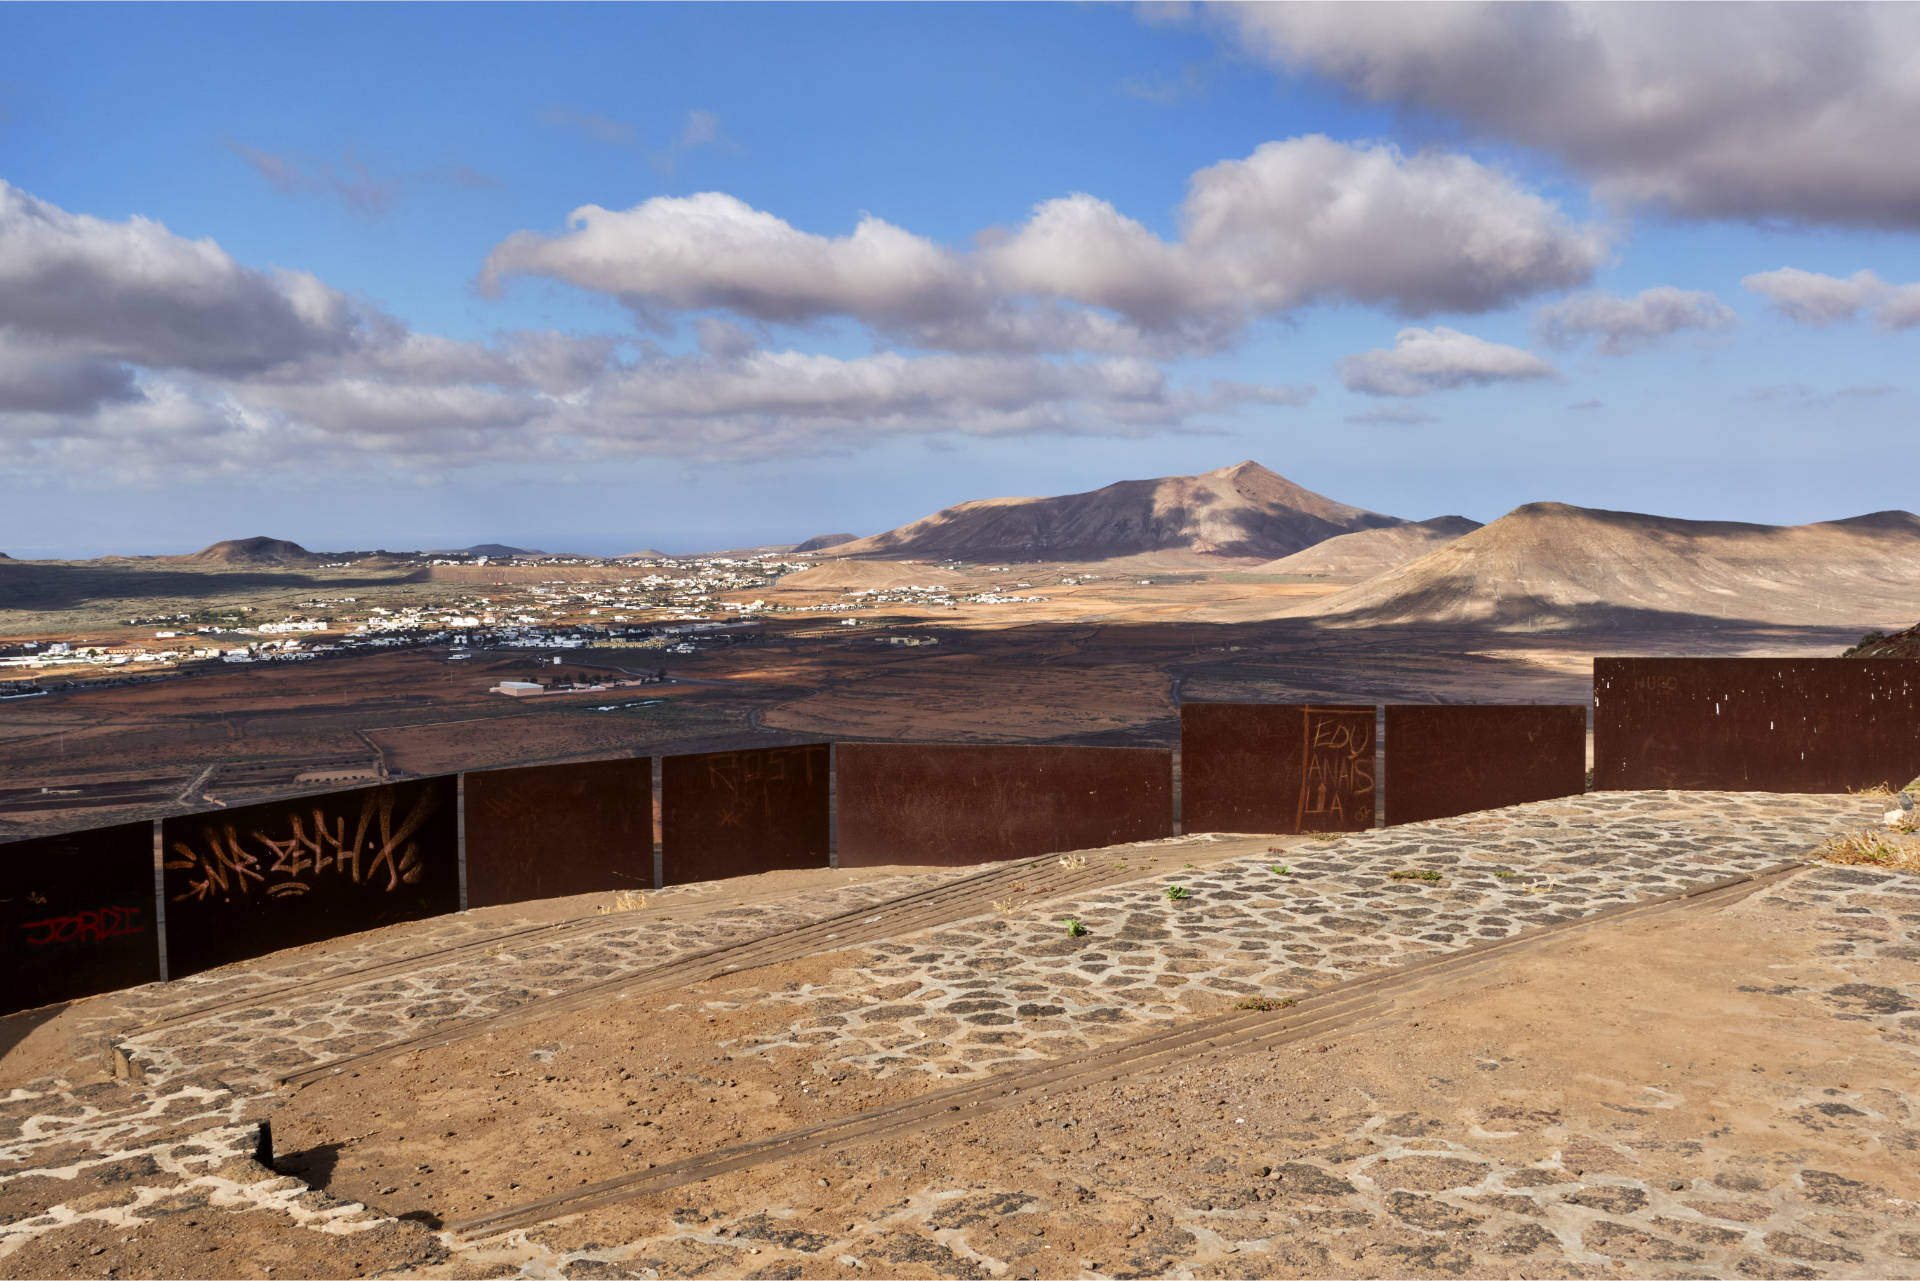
[1493,871,1520,879]
[1165,885,1191,901]
[1234,996,1296,1012]
[1268,863,1290,875]
[1063,917,1088,937]
[992,899,1014,914]
[1848,782,1896,797]
[597,890,648,914]
[1821,830,1920,874]
[1057,854,1088,870]
[1389,869,1442,882]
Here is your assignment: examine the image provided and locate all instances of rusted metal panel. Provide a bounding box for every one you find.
[1,821,158,1015]
[463,757,653,907]
[1180,703,1376,834]
[160,777,459,978]
[1385,705,1587,825]
[834,743,1173,868]
[660,744,831,885]
[1594,657,1920,793]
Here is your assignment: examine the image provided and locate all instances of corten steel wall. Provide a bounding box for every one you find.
[1180,703,1376,834]
[463,757,654,907]
[1594,658,1920,793]
[835,743,1173,868]
[1,822,159,1015]
[161,776,459,977]
[660,744,830,885]
[1385,705,1587,825]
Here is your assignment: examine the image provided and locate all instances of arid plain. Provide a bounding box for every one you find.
[4,463,1919,1281]
[4,462,1917,838]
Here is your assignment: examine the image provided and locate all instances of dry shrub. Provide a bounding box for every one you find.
[1820,830,1920,875]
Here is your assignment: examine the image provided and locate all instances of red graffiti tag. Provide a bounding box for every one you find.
[21,905,144,947]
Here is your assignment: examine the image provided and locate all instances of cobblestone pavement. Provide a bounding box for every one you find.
[2,789,1913,1280]
[731,793,1884,1077]
[115,870,970,1088]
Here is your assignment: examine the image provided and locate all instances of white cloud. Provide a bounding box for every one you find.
[0,182,1318,477]
[1534,287,1735,354]
[1337,326,1558,397]
[1209,2,1920,227]
[1742,268,1920,330]
[0,179,364,375]
[479,192,983,329]
[479,136,1604,354]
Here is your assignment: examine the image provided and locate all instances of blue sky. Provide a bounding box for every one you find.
[2,2,1917,557]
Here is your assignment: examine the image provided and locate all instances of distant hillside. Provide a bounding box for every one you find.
[832,461,1403,562]
[617,549,672,561]
[1287,502,1920,630]
[793,532,860,553]
[1255,516,1481,580]
[177,536,324,567]
[1844,622,1920,657]
[435,543,544,558]
[771,559,951,593]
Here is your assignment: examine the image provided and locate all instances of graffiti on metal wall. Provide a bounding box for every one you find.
[166,787,437,903]
[161,778,458,977]
[1298,707,1375,829]
[2,821,159,1015]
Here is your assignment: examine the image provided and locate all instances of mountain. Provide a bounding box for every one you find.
[177,536,324,567]
[617,549,672,561]
[1844,621,1920,658]
[1255,516,1481,580]
[792,532,860,553]
[435,543,544,558]
[830,461,1403,562]
[1287,502,1920,630]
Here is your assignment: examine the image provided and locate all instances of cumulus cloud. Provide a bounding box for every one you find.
[2,182,1310,476]
[1534,287,1734,354]
[1743,267,1920,330]
[0,340,141,415]
[1337,326,1558,397]
[479,136,1604,353]
[0,179,363,374]
[1208,2,1920,227]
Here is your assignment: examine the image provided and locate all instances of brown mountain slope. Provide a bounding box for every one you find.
[1844,622,1920,657]
[1255,515,1482,581]
[793,533,860,554]
[176,536,323,567]
[1285,502,1920,630]
[831,461,1403,562]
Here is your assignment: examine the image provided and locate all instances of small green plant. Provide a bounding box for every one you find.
[1165,885,1191,901]
[1234,996,1296,1012]
[1268,863,1290,875]
[1493,870,1520,879]
[1390,869,1442,882]
[1184,862,1196,868]
[1063,917,1088,937]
